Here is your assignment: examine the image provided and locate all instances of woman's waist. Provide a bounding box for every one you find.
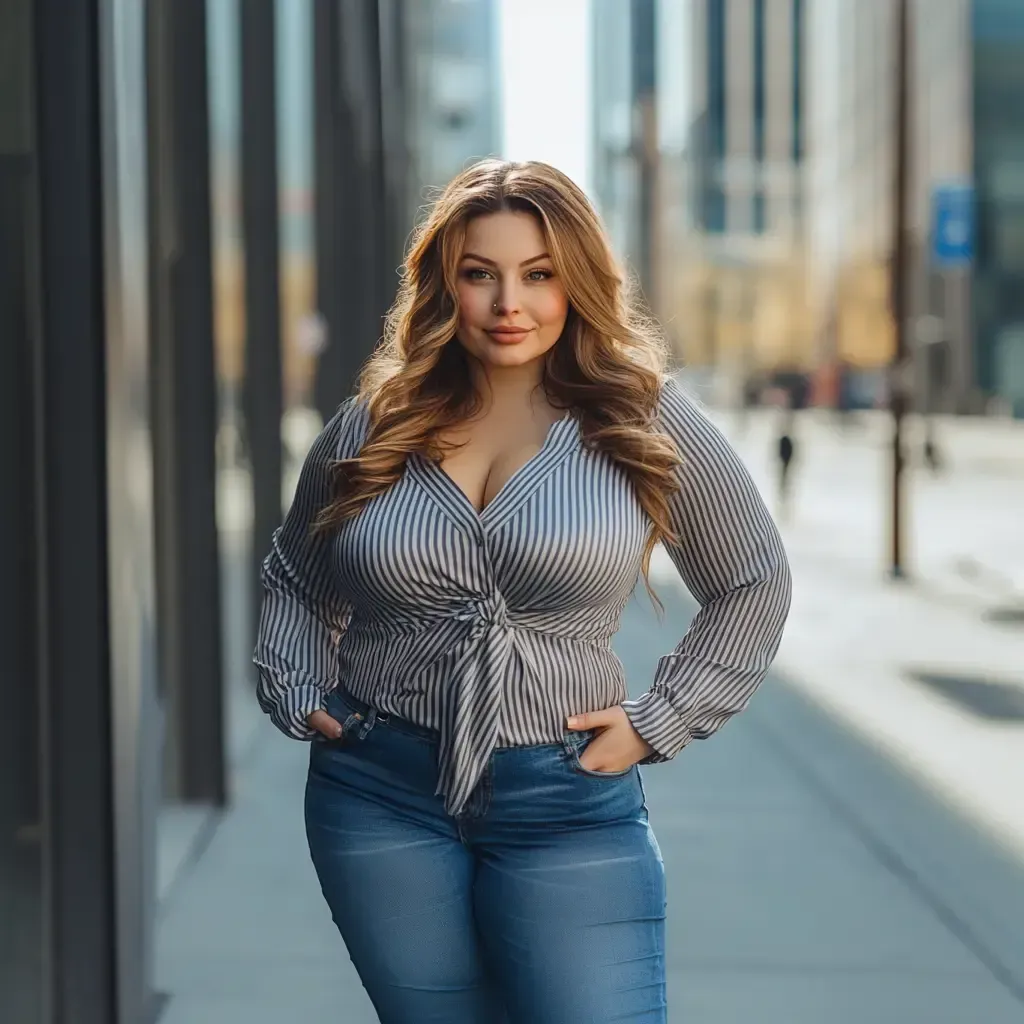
[338,635,623,692]
[344,609,615,648]
[335,667,628,747]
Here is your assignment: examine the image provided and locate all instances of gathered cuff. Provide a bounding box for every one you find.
[621,690,695,764]
[258,677,328,741]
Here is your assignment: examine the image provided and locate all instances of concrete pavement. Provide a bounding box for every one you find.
[686,406,1024,866]
[699,403,1024,597]
[155,576,1024,1022]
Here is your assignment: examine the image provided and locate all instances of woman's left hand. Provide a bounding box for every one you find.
[566,705,654,773]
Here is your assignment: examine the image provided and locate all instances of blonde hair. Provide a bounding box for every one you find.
[318,159,682,591]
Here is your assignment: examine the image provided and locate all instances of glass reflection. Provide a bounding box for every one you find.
[0,1,43,1020]
[974,0,1024,414]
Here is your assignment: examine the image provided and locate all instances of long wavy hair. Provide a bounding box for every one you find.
[317,159,683,592]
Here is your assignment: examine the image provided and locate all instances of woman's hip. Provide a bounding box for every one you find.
[305,686,653,831]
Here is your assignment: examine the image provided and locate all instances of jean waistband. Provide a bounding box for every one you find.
[331,686,441,743]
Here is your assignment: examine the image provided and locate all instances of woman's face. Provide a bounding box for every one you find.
[454,210,569,373]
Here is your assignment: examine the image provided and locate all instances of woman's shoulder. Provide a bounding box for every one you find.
[324,394,373,461]
[653,373,746,469]
[654,373,709,433]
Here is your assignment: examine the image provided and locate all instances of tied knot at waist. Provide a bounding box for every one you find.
[350,593,514,639]
[346,595,613,650]
[453,593,508,629]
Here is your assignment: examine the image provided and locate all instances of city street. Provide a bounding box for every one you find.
[691,403,1024,863]
[156,536,1024,1022]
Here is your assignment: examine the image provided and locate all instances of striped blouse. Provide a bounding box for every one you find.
[253,376,792,816]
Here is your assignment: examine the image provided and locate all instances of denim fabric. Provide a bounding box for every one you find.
[305,688,668,1023]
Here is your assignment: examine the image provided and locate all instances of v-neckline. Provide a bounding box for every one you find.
[409,412,579,530]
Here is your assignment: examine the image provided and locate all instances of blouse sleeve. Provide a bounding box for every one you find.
[252,398,366,739]
[621,377,793,761]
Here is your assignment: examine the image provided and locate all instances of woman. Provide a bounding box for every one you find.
[254,159,791,1023]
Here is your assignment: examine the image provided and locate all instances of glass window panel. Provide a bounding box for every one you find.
[0,1,43,1019]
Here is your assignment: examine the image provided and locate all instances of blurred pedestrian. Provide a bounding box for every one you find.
[922,419,942,474]
[835,358,853,429]
[253,159,792,1024]
[775,405,797,521]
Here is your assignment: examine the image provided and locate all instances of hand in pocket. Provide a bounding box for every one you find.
[308,709,346,740]
[566,705,653,773]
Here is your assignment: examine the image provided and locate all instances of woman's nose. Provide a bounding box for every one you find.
[493,287,521,316]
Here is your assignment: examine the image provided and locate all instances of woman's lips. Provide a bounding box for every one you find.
[486,327,532,344]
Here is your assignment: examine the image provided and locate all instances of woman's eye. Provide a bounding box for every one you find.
[463,267,551,282]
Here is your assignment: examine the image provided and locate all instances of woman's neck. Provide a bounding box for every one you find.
[469,358,548,416]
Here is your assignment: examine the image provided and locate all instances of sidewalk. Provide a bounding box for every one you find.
[156,579,1024,1022]
[703,404,1024,596]
[681,405,1024,866]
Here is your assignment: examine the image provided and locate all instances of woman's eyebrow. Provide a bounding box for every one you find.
[460,252,551,267]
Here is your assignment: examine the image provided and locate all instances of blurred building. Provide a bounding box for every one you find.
[972,0,1024,417]
[1,1,499,1021]
[592,0,810,394]
[404,0,503,208]
[591,0,645,271]
[207,0,501,415]
[807,0,1024,415]
[593,0,1024,416]
[808,0,958,412]
[805,0,968,410]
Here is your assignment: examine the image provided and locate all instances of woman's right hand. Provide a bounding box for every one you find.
[308,709,344,740]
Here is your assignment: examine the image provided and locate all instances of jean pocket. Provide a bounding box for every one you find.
[563,731,634,779]
[313,709,365,747]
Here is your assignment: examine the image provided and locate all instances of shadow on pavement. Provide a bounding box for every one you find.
[619,585,1024,1022]
[155,581,1024,1023]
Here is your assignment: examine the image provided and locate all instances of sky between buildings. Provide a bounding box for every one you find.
[499,0,593,198]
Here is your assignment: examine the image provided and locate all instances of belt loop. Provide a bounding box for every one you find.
[358,707,377,740]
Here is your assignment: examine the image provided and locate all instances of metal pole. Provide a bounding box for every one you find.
[149,0,227,805]
[313,0,372,419]
[241,0,285,634]
[312,0,343,423]
[313,0,396,418]
[378,0,411,299]
[359,0,391,338]
[631,0,657,308]
[888,0,911,580]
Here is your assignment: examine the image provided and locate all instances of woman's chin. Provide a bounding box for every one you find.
[477,343,548,370]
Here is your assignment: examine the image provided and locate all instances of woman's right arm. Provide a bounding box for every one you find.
[252,399,362,740]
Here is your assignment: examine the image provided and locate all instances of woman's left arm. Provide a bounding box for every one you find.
[620,377,793,762]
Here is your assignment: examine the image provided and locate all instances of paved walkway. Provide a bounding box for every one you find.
[711,404,1024,594]
[156,575,1024,1022]
[686,406,1024,865]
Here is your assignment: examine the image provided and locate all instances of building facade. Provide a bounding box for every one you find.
[972,0,1024,416]
[805,0,975,411]
[404,0,502,209]
[594,0,1024,414]
[677,0,809,385]
[592,0,649,280]
[592,0,810,387]
[807,0,1024,415]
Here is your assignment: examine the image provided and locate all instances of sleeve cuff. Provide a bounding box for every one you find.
[260,679,329,741]
[621,690,695,764]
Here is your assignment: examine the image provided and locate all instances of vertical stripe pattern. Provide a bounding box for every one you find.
[253,377,793,816]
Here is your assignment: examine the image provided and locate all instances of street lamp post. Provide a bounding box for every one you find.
[888,0,911,580]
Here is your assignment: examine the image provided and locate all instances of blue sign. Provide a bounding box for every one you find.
[931,183,974,267]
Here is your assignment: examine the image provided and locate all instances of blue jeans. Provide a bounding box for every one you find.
[304,687,667,1023]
